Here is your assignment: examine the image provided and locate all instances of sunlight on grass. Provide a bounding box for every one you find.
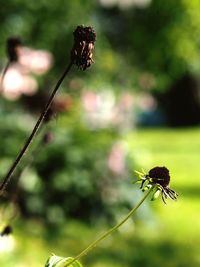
[0,128,199,267]
[127,128,200,244]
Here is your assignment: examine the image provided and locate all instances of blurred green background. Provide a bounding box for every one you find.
[0,0,200,266]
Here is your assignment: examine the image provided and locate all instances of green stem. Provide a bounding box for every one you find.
[65,187,154,266]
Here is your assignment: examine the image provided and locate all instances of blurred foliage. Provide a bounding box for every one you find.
[1,0,199,126]
[1,0,200,90]
[0,128,200,267]
[101,0,200,90]
[0,1,137,224]
[0,99,137,224]
[0,1,200,266]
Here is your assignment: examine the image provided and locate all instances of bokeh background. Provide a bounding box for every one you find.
[0,0,200,266]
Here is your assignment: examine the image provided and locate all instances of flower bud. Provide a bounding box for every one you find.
[151,189,161,201]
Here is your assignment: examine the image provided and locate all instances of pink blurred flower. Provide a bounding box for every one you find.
[1,46,53,100]
[82,91,98,112]
[107,142,126,175]
[18,47,53,75]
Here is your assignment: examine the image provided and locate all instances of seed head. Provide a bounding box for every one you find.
[148,166,170,187]
[71,25,96,70]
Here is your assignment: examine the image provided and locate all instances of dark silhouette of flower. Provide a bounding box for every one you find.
[135,166,178,203]
[6,37,22,62]
[0,225,12,236]
[71,25,96,70]
[148,166,170,187]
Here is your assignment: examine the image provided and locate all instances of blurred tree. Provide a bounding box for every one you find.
[99,0,200,87]
[98,0,200,125]
[1,0,200,94]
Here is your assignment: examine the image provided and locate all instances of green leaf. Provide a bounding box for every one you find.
[151,189,161,201]
[142,184,152,191]
[134,170,145,177]
[44,255,83,267]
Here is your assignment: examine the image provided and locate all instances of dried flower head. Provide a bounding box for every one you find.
[71,25,96,70]
[148,166,170,187]
[6,37,22,62]
[135,166,178,204]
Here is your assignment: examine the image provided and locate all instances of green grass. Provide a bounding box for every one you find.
[127,128,200,235]
[0,128,200,267]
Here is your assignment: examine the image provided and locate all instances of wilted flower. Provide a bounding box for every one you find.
[135,166,178,204]
[6,37,22,62]
[71,25,96,70]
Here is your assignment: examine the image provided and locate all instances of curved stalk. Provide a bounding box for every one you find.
[65,187,154,267]
[0,61,10,93]
[0,61,73,194]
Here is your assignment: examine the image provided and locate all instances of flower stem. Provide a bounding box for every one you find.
[0,61,73,195]
[0,61,10,93]
[65,187,154,267]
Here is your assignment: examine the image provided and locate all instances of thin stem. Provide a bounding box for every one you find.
[65,187,154,266]
[0,61,73,194]
[0,61,10,93]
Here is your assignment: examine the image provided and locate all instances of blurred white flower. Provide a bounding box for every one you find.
[0,46,53,100]
[0,235,15,253]
[81,89,115,128]
[81,89,135,130]
[99,0,151,9]
[1,64,37,100]
[18,47,53,75]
